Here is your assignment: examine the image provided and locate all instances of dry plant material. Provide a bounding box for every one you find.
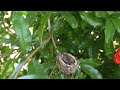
[56,52,79,74]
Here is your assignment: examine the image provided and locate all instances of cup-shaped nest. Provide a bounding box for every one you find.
[56,52,79,74]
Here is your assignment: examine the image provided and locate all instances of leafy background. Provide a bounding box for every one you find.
[0,11,120,79]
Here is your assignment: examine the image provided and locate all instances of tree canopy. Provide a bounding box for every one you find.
[0,11,120,79]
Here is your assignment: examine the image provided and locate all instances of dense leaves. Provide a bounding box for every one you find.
[0,11,120,79]
[12,11,32,54]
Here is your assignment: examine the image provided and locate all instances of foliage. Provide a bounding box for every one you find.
[0,11,120,79]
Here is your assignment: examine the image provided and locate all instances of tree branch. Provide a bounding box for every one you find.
[13,35,52,79]
[0,50,18,60]
[48,18,59,54]
[47,18,60,79]
[2,21,13,33]
[48,65,56,79]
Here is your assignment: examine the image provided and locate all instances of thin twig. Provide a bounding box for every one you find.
[48,65,56,79]
[14,52,21,58]
[51,36,59,54]
[13,35,52,79]
[2,21,13,33]
[48,18,59,54]
[0,50,18,60]
[47,18,60,79]
[48,18,51,33]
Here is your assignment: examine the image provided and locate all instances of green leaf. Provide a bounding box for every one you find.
[52,18,65,32]
[88,46,93,58]
[78,40,91,50]
[28,60,48,79]
[26,11,38,26]
[95,11,106,18]
[104,41,114,59]
[0,25,4,33]
[43,60,55,71]
[111,17,120,33]
[74,68,82,79]
[1,59,13,78]
[81,64,102,79]
[62,12,78,28]
[80,20,87,30]
[17,74,39,79]
[104,18,115,44]
[80,58,101,68]
[3,46,11,53]
[80,12,103,27]
[38,12,52,44]
[12,11,32,54]
[19,11,28,16]
[106,11,114,15]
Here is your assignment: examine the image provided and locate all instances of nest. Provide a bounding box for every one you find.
[56,52,79,74]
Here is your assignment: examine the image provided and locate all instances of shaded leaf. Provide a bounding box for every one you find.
[95,11,106,18]
[74,68,82,79]
[104,41,114,59]
[38,12,52,44]
[52,18,65,32]
[19,11,28,16]
[1,59,13,78]
[80,12,103,27]
[43,60,55,71]
[104,18,115,44]
[28,60,48,79]
[78,40,91,50]
[106,11,114,15]
[0,25,4,33]
[111,17,120,33]
[88,46,93,58]
[81,64,102,79]
[62,12,78,28]
[80,58,101,68]
[12,11,32,54]
[26,11,38,26]
[3,46,11,53]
